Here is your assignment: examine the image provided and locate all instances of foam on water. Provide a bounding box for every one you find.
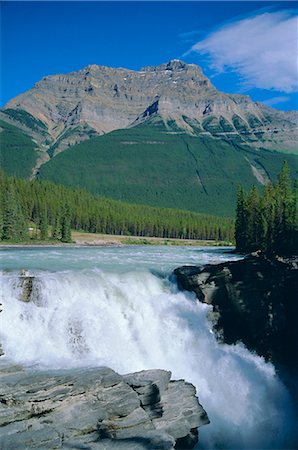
[0,263,297,449]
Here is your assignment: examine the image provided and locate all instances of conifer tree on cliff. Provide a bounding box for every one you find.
[274,162,293,254]
[235,186,246,252]
[246,186,261,251]
[235,162,298,256]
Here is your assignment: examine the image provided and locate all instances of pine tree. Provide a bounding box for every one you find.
[0,206,3,241]
[235,163,297,256]
[246,186,260,252]
[276,162,293,254]
[277,161,291,198]
[235,186,246,252]
[2,187,16,240]
[2,185,27,241]
[261,183,276,252]
[39,208,48,240]
[52,214,61,240]
[61,205,72,243]
[292,180,298,251]
[0,170,235,244]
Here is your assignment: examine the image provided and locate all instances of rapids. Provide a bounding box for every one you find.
[0,246,297,449]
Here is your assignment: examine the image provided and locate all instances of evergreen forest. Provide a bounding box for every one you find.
[0,171,235,243]
[235,163,298,256]
[37,120,298,217]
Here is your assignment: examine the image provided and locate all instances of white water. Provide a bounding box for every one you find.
[0,246,297,449]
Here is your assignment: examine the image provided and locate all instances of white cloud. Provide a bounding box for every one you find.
[262,96,290,106]
[190,11,298,93]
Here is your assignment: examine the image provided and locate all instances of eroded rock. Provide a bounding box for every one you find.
[18,270,34,302]
[174,254,298,367]
[0,364,209,449]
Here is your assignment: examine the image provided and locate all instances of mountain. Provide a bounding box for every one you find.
[1,60,297,215]
[2,60,297,156]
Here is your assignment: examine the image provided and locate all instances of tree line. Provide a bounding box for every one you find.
[0,171,235,243]
[235,162,298,256]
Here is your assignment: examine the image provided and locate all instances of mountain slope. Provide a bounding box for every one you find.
[2,60,297,157]
[38,118,298,216]
[0,119,44,178]
[1,60,297,216]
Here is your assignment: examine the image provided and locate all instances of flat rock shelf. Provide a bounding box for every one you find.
[0,364,209,449]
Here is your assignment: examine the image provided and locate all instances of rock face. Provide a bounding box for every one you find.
[18,270,35,302]
[0,364,209,449]
[1,60,297,156]
[174,255,298,368]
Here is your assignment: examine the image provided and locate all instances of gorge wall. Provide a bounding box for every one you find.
[174,254,298,369]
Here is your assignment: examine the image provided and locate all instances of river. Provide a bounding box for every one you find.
[0,245,297,449]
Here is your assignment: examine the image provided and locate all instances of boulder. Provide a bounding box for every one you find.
[0,363,209,449]
[18,269,35,303]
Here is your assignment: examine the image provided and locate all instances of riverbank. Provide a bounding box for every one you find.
[0,231,233,247]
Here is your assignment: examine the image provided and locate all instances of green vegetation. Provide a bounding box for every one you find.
[1,183,27,241]
[39,207,49,240]
[0,171,234,243]
[38,120,298,216]
[121,237,232,246]
[202,116,224,133]
[235,162,298,255]
[0,119,41,178]
[246,114,263,129]
[219,117,234,132]
[232,115,250,133]
[2,109,48,133]
[48,123,98,157]
[61,205,72,243]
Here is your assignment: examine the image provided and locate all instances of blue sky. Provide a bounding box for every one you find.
[1,1,297,110]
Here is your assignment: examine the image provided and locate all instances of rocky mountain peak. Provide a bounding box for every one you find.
[84,63,102,71]
[141,59,188,71]
[166,59,187,70]
[140,59,205,77]
[2,60,297,157]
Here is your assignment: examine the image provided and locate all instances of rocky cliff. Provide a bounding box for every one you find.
[174,254,298,368]
[0,364,209,449]
[2,60,297,157]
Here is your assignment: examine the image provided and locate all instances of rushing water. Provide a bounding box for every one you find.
[0,246,297,449]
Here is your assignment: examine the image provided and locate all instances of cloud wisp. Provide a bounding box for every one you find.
[189,11,298,93]
[262,96,291,107]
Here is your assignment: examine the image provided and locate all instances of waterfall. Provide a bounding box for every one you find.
[0,267,296,449]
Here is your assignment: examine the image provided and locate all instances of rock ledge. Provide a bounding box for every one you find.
[0,364,209,449]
